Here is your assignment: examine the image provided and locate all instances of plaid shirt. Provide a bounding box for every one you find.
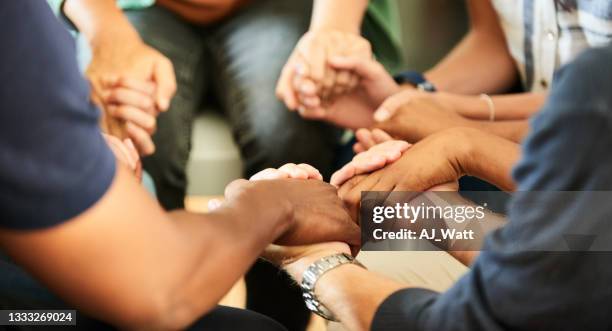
[492,0,612,92]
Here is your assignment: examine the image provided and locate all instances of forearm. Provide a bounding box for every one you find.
[0,167,289,330]
[460,129,520,191]
[425,0,517,94]
[444,92,548,121]
[64,0,140,46]
[320,265,404,331]
[469,119,530,143]
[310,0,368,34]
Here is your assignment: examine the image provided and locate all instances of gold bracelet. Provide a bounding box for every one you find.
[479,94,496,121]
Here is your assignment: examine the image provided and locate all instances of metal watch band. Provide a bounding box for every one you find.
[300,253,364,321]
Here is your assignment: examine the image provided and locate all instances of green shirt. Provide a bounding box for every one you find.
[48,0,402,72]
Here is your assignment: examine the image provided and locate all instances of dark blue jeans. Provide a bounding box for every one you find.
[122,1,341,211]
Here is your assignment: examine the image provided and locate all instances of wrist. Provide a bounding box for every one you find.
[284,250,346,283]
[447,127,483,178]
[90,24,142,51]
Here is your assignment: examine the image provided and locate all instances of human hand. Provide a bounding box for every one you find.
[372,91,470,143]
[291,56,400,129]
[262,242,351,283]
[276,30,372,112]
[330,140,411,188]
[96,76,161,155]
[222,178,360,249]
[207,163,323,210]
[88,36,176,155]
[337,129,471,219]
[352,128,394,153]
[102,134,143,181]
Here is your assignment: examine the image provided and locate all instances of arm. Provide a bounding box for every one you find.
[0,166,292,330]
[64,0,140,51]
[441,92,548,121]
[310,0,368,34]
[425,0,517,94]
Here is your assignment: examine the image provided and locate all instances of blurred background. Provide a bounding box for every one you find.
[185,0,468,197]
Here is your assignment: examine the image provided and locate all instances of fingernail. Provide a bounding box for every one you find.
[158,98,169,111]
[374,108,391,122]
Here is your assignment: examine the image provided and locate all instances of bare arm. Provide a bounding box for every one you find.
[462,128,521,191]
[310,0,368,34]
[0,165,290,330]
[425,0,517,94]
[438,92,548,121]
[64,0,140,47]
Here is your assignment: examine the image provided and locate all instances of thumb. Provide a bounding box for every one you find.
[328,56,380,81]
[153,58,176,112]
[224,179,250,200]
[373,92,412,122]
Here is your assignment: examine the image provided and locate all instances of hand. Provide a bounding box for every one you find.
[223,178,360,249]
[337,129,470,219]
[330,140,410,187]
[208,163,323,210]
[292,56,400,129]
[88,36,176,155]
[372,91,470,143]
[263,242,351,283]
[97,76,160,155]
[102,134,143,181]
[353,128,394,153]
[276,30,372,112]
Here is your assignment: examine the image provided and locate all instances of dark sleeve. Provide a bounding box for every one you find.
[0,1,115,229]
[372,45,612,331]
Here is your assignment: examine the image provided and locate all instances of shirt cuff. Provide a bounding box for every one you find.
[371,288,439,331]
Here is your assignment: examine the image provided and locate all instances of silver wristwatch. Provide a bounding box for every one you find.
[300,253,364,321]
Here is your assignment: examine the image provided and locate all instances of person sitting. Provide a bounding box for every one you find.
[0,2,359,330]
[268,44,612,331]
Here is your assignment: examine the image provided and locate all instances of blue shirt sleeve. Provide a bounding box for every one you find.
[372,45,612,331]
[0,1,115,229]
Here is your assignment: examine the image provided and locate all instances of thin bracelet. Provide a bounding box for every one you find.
[479,94,496,121]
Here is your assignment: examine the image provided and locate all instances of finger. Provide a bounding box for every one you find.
[124,138,140,166]
[297,105,326,119]
[250,168,290,181]
[347,73,360,90]
[224,179,250,200]
[368,140,411,162]
[328,56,382,81]
[374,92,414,122]
[153,57,177,111]
[278,163,309,179]
[301,39,326,82]
[330,163,357,188]
[277,61,300,111]
[320,68,336,99]
[125,122,155,156]
[103,134,131,166]
[296,163,323,180]
[105,88,155,112]
[108,105,156,134]
[299,95,321,109]
[355,128,376,150]
[371,129,394,144]
[340,174,382,222]
[351,154,387,177]
[207,198,224,211]
[295,74,318,97]
[353,142,366,154]
[115,77,156,96]
[333,70,352,95]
